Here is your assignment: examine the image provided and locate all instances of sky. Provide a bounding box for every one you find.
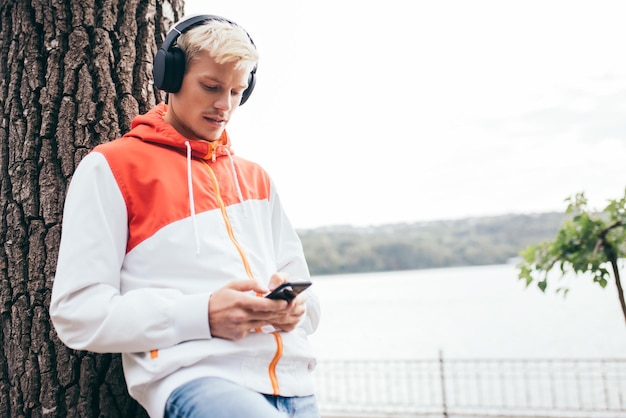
[182,0,626,229]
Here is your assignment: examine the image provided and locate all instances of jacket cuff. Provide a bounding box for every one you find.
[172,293,212,341]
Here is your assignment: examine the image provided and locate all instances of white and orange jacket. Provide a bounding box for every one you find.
[50,104,320,418]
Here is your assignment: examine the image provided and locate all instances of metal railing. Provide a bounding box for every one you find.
[314,354,626,417]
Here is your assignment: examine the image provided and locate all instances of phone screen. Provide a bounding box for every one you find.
[265,281,312,301]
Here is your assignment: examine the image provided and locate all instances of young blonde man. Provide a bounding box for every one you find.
[50,15,320,418]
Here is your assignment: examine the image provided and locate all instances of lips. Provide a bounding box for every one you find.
[204,115,225,126]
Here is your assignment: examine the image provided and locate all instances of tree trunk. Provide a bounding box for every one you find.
[610,258,626,325]
[0,0,183,416]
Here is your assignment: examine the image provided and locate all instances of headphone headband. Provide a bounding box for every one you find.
[153,14,257,105]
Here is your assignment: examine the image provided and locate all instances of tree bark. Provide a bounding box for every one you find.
[0,0,183,416]
[610,258,626,325]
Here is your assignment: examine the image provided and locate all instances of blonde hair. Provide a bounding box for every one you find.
[176,19,259,74]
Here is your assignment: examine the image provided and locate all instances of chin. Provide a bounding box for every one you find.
[205,134,221,142]
[194,129,220,142]
[207,128,226,142]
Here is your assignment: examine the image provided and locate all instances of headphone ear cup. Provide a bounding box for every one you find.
[153,48,169,91]
[165,47,186,93]
[240,69,256,105]
[153,46,186,93]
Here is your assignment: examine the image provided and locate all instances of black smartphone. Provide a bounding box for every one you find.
[265,281,312,301]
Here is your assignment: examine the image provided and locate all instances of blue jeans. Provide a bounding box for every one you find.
[164,376,321,418]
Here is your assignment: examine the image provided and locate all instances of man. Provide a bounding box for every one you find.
[50,15,320,418]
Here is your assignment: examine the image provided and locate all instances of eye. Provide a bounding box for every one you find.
[231,89,243,97]
[202,84,219,92]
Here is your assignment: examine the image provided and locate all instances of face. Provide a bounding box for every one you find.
[165,51,250,141]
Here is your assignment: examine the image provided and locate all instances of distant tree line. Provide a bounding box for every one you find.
[298,212,569,276]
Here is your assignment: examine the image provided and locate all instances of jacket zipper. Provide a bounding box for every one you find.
[201,159,283,395]
[269,332,283,394]
[201,160,254,278]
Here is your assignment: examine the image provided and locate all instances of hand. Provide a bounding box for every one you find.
[208,278,303,340]
[266,272,307,332]
[268,291,307,332]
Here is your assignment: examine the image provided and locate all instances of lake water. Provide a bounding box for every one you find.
[307,263,626,360]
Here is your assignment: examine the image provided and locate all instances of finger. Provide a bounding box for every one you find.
[269,300,306,324]
[247,296,289,314]
[227,279,269,294]
[287,299,306,317]
[270,312,303,332]
[283,292,306,308]
[267,272,290,291]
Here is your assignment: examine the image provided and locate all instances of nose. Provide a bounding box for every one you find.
[214,91,233,111]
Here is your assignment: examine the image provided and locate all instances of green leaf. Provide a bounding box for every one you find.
[515,190,625,321]
[538,280,547,292]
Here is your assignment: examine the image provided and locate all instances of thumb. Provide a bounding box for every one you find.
[227,279,269,294]
[268,272,289,290]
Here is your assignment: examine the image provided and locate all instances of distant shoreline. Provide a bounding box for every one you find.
[299,212,568,276]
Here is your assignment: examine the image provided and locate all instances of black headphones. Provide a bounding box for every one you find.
[153,14,257,105]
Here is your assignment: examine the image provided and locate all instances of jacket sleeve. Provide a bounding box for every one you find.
[268,179,321,335]
[50,152,211,353]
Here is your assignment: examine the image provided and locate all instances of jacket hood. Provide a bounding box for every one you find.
[123,103,233,161]
[122,104,245,255]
